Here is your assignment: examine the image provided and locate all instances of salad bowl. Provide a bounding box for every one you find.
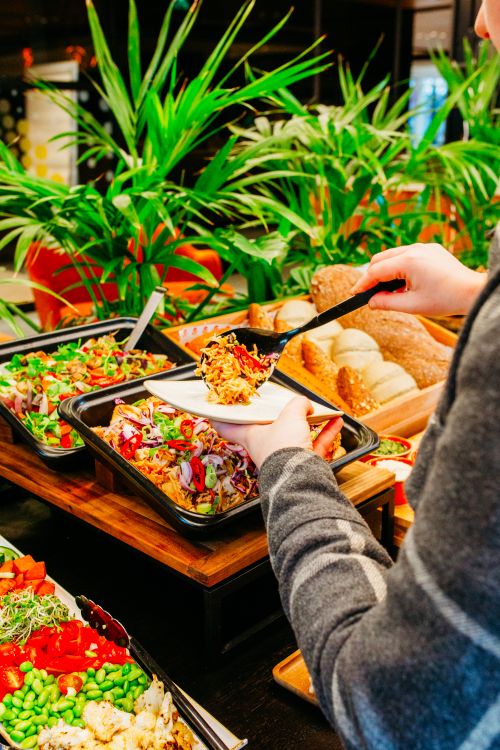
[0,318,191,470]
[59,364,379,537]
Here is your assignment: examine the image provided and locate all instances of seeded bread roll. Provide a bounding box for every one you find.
[311,265,452,388]
[248,303,273,330]
[302,339,376,416]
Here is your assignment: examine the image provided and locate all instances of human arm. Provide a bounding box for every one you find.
[214,309,500,749]
[351,243,486,316]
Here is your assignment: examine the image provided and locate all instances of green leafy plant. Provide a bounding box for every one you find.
[0,0,329,324]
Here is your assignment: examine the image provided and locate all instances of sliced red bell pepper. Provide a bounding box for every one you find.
[180,419,194,439]
[190,456,205,492]
[120,433,142,460]
[166,439,194,452]
[233,345,266,372]
[60,434,72,449]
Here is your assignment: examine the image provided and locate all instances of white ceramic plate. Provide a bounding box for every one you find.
[144,379,342,425]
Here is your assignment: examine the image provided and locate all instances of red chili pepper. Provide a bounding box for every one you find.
[60,434,72,449]
[190,456,205,492]
[233,345,266,372]
[180,419,194,439]
[120,433,142,460]
[166,439,194,452]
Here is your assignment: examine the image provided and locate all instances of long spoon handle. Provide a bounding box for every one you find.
[124,287,166,352]
[285,278,406,341]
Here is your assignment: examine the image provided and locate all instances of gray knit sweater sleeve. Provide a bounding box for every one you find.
[259,264,500,749]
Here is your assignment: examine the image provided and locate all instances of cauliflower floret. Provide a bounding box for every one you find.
[134,709,157,733]
[83,700,133,742]
[38,721,96,750]
[135,676,164,715]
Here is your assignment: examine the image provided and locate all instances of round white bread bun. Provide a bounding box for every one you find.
[331,328,382,371]
[363,360,418,404]
[306,320,343,355]
[276,299,317,329]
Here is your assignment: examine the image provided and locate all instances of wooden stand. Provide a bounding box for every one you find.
[0,439,395,659]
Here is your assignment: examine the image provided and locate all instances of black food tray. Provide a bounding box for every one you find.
[0,318,192,470]
[59,363,379,538]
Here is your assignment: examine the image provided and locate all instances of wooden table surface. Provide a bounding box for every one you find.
[0,436,394,588]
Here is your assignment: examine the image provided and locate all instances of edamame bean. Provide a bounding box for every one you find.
[138,675,147,685]
[50,685,61,702]
[63,709,74,724]
[0,703,5,718]
[121,663,131,676]
[37,688,50,707]
[102,663,114,673]
[3,694,12,706]
[33,714,49,726]
[20,736,38,749]
[106,670,121,682]
[15,720,32,733]
[111,687,124,699]
[22,701,35,712]
[87,667,96,677]
[103,691,114,702]
[73,719,85,728]
[100,680,113,691]
[53,699,72,712]
[23,672,34,687]
[13,690,25,700]
[95,669,106,684]
[19,662,33,673]
[12,697,23,708]
[121,697,134,713]
[133,685,143,700]
[47,716,58,727]
[10,729,26,742]
[39,670,48,680]
[45,675,55,685]
[2,708,15,721]
[31,679,43,696]
[83,682,99,692]
[85,690,103,701]
[18,710,32,720]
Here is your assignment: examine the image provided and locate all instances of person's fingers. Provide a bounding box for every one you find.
[369,290,420,313]
[210,420,248,444]
[351,256,409,295]
[351,247,412,293]
[312,417,344,457]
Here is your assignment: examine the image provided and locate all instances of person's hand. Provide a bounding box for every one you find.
[211,396,344,470]
[351,243,486,316]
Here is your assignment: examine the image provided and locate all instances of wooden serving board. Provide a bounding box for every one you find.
[273,650,317,706]
[164,300,457,438]
[0,438,394,588]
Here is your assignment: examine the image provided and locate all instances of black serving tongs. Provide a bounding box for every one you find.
[75,595,230,750]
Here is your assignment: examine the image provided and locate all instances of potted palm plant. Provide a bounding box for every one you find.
[0,0,329,328]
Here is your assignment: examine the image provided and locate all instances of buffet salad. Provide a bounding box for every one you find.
[0,334,175,450]
[0,545,200,749]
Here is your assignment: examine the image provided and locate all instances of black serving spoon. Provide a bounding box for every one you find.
[199,278,406,388]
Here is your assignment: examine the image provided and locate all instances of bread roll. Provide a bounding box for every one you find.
[363,360,418,404]
[306,319,343,355]
[336,366,379,416]
[331,328,383,371]
[311,265,452,388]
[248,303,273,330]
[276,299,316,329]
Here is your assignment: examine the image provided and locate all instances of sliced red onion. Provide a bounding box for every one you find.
[192,440,204,458]
[201,454,224,467]
[225,443,247,454]
[120,423,139,441]
[193,419,210,435]
[156,405,176,414]
[114,355,124,366]
[14,395,23,413]
[114,398,126,405]
[38,392,49,416]
[142,437,163,447]
[179,463,194,491]
[26,382,32,410]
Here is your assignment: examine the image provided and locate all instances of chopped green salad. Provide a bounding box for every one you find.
[0,334,174,449]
